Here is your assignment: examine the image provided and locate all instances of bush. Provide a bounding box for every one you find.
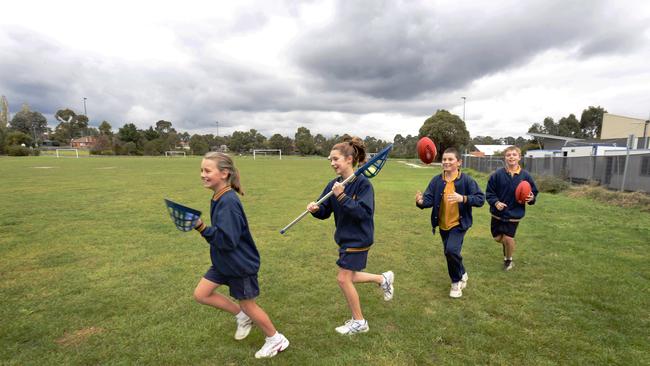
[6,145,31,156]
[568,186,650,212]
[535,175,571,194]
[90,149,115,155]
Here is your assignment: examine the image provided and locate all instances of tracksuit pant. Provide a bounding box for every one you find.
[439,226,466,283]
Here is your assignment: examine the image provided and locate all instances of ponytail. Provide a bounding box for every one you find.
[203,152,244,195]
[332,136,366,167]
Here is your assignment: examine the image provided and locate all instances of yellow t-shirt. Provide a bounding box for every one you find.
[438,170,461,230]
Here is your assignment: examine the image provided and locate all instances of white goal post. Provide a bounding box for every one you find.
[165,151,187,157]
[253,149,282,160]
[56,148,79,158]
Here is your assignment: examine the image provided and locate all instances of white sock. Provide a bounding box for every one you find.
[235,310,248,321]
[353,319,366,325]
[266,331,280,340]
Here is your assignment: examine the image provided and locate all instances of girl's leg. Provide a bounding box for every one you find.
[194,277,240,315]
[351,271,383,285]
[239,299,277,337]
[337,268,363,320]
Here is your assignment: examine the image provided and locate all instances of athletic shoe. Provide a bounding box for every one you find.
[335,319,369,335]
[460,272,468,290]
[504,259,514,271]
[254,333,289,359]
[449,282,462,298]
[234,314,253,340]
[380,271,394,301]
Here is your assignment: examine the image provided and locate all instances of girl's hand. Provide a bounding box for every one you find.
[307,202,320,213]
[415,191,423,205]
[194,218,203,229]
[332,182,344,197]
[447,192,464,203]
[495,201,507,211]
[525,192,535,203]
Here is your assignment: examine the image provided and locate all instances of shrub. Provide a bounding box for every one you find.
[568,186,650,212]
[535,175,570,194]
[6,145,31,156]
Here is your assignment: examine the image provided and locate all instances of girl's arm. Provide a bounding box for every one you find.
[195,205,244,251]
[336,180,373,220]
[310,182,334,220]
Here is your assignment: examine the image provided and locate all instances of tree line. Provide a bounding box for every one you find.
[0,102,607,158]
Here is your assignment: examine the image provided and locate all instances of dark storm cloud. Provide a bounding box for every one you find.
[292,0,648,100]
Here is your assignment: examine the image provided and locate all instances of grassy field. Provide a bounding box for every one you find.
[1,156,648,365]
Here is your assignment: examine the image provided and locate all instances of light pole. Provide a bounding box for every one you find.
[83,97,87,116]
[461,96,466,122]
[215,121,219,137]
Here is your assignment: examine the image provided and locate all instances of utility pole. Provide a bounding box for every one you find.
[215,121,219,137]
[462,96,466,122]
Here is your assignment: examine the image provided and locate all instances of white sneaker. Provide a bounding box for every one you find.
[234,314,253,340]
[449,282,462,298]
[254,333,289,359]
[460,272,468,290]
[380,271,394,301]
[335,319,369,335]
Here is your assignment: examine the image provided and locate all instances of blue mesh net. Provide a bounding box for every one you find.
[359,144,392,179]
[164,199,202,232]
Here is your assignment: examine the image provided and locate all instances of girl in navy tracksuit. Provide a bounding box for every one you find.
[193,152,288,359]
[486,145,538,270]
[307,137,394,335]
[416,147,485,298]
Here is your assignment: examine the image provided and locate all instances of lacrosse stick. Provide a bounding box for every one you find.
[280,144,393,234]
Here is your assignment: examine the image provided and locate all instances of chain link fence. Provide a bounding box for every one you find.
[463,153,650,193]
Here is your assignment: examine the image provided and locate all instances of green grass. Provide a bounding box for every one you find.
[1,156,648,365]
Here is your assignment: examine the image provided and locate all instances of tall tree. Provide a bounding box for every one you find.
[294,126,315,155]
[579,106,607,139]
[118,123,141,144]
[269,133,294,155]
[9,104,47,143]
[419,110,470,158]
[557,114,581,137]
[98,121,113,136]
[155,120,175,135]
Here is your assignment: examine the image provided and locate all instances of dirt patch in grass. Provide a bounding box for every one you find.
[55,327,104,347]
[567,185,650,212]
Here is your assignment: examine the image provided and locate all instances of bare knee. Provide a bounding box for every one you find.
[239,299,256,313]
[493,235,503,243]
[337,272,353,288]
[193,288,210,304]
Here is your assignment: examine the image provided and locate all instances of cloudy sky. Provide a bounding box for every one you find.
[1,0,649,140]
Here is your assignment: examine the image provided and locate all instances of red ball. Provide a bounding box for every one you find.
[417,137,437,164]
[515,180,532,204]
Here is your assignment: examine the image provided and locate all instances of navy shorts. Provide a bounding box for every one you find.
[337,250,368,271]
[203,267,259,300]
[491,217,519,238]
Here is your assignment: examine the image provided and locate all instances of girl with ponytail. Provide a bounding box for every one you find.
[307,136,395,335]
[192,152,289,359]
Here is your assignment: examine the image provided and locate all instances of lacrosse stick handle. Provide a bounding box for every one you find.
[279,174,356,234]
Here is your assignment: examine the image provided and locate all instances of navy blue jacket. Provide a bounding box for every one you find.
[311,174,374,252]
[417,171,485,233]
[486,167,538,221]
[196,188,260,277]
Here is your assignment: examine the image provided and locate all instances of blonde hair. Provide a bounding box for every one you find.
[203,152,244,195]
[331,136,366,167]
[503,145,521,155]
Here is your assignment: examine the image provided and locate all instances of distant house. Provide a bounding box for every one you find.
[601,113,649,146]
[71,136,97,148]
[471,145,509,156]
[527,133,582,150]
